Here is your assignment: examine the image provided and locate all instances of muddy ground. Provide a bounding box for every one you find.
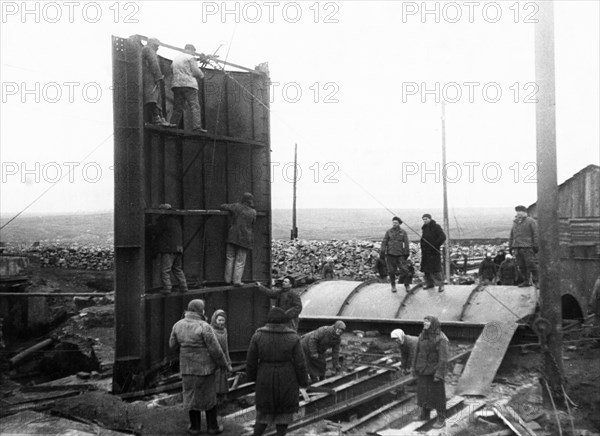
[1,265,599,435]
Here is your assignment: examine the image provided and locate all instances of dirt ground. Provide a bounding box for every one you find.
[1,266,600,435]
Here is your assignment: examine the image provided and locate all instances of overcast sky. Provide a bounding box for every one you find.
[1,1,598,216]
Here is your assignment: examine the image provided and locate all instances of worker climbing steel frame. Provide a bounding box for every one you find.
[111,35,272,393]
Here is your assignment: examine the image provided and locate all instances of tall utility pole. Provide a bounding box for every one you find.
[534,1,564,402]
[441,102,451,279]
[291,143,298,240]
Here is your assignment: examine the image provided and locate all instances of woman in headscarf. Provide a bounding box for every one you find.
[413,315,449,429]
[390,328,418,374]
[210,309,233,403]
[300,320,346,383]
[246,307,309,436]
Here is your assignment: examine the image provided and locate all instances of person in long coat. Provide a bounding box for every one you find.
[246,307,309,436]
[256,278,303,331]
[169,299,232,435]
[413,315,449,429]
[301,321,346,382]
[390,329,418,374]
[210,309,232,403]
[420,214,447,292]
[221,193,257,286]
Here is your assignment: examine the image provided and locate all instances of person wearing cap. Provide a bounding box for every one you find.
[256,277,302,331]
[413,315,449,429]
[169,299,232,435]
[220,193,257,286]
[498,254,519,285]
[420,214,447,292]
[246,307,309,436]
[380,216,411,293]
[148,204,188,294]
[171,43,207,132]
[478,253,498,285]
[141,37,174,127]
[509,205,539,287]
[390,329,418,374]
[301,321,346,382]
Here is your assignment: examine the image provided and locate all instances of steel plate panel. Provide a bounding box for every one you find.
[455,321,518,396]
[301,281,361,317]
[340,283,405,319]
[463,286,538,323]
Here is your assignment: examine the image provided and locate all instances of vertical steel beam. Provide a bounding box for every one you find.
[112,36,146,393]
[534,1,564,401]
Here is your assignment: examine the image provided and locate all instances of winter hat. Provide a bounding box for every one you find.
[158,203,172,210]
[333,320,346,331]
[267,307,288,324]
[187,299,205,314]
[390,329,405,343]
[515,205,527,212]
[392,216,402,224]
[184,43,196,52]
[422,213,432,220]
[241,192,254,206]
[148,37,160,46]
[505,254,513,260]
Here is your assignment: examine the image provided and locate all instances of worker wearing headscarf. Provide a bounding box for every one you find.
[300,321,346,382]
[413,315,449,429]
[210,309,232,400]
[390,328,419,373]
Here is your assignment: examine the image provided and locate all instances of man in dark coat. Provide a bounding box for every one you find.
[498,254,519,285]
[256,278,302,331]
[478,253,498,285]
[509,205,539,287]
[380,216,411,293]
[169,299,231,435]
[420,214,447,292]
[246,307,309,436]
[414,315,449,429]
[149,204,188,294]
[141,37,173,127]
[221,193,257,286]
[301,321,346,382]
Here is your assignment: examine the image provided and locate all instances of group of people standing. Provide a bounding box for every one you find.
[170,277,345,436]
[380,213,447,293]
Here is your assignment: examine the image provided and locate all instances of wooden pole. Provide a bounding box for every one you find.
[534,1,564,403]
[291,143,298,240]
[441,102,451,279]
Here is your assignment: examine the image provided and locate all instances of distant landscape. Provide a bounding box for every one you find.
[0,208,512,247]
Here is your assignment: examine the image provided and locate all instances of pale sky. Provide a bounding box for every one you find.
[1,1,598,216]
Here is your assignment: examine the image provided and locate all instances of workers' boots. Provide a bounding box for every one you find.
[419,407,431,420]
[187,410,201,435]
[206,406,223,434]
[152,114,174,127]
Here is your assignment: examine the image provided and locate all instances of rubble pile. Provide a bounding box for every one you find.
[36,245,114,271]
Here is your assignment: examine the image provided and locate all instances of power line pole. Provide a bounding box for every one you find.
[534,1,564,403]
[441,101,451,279]
[291,143,298,240]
